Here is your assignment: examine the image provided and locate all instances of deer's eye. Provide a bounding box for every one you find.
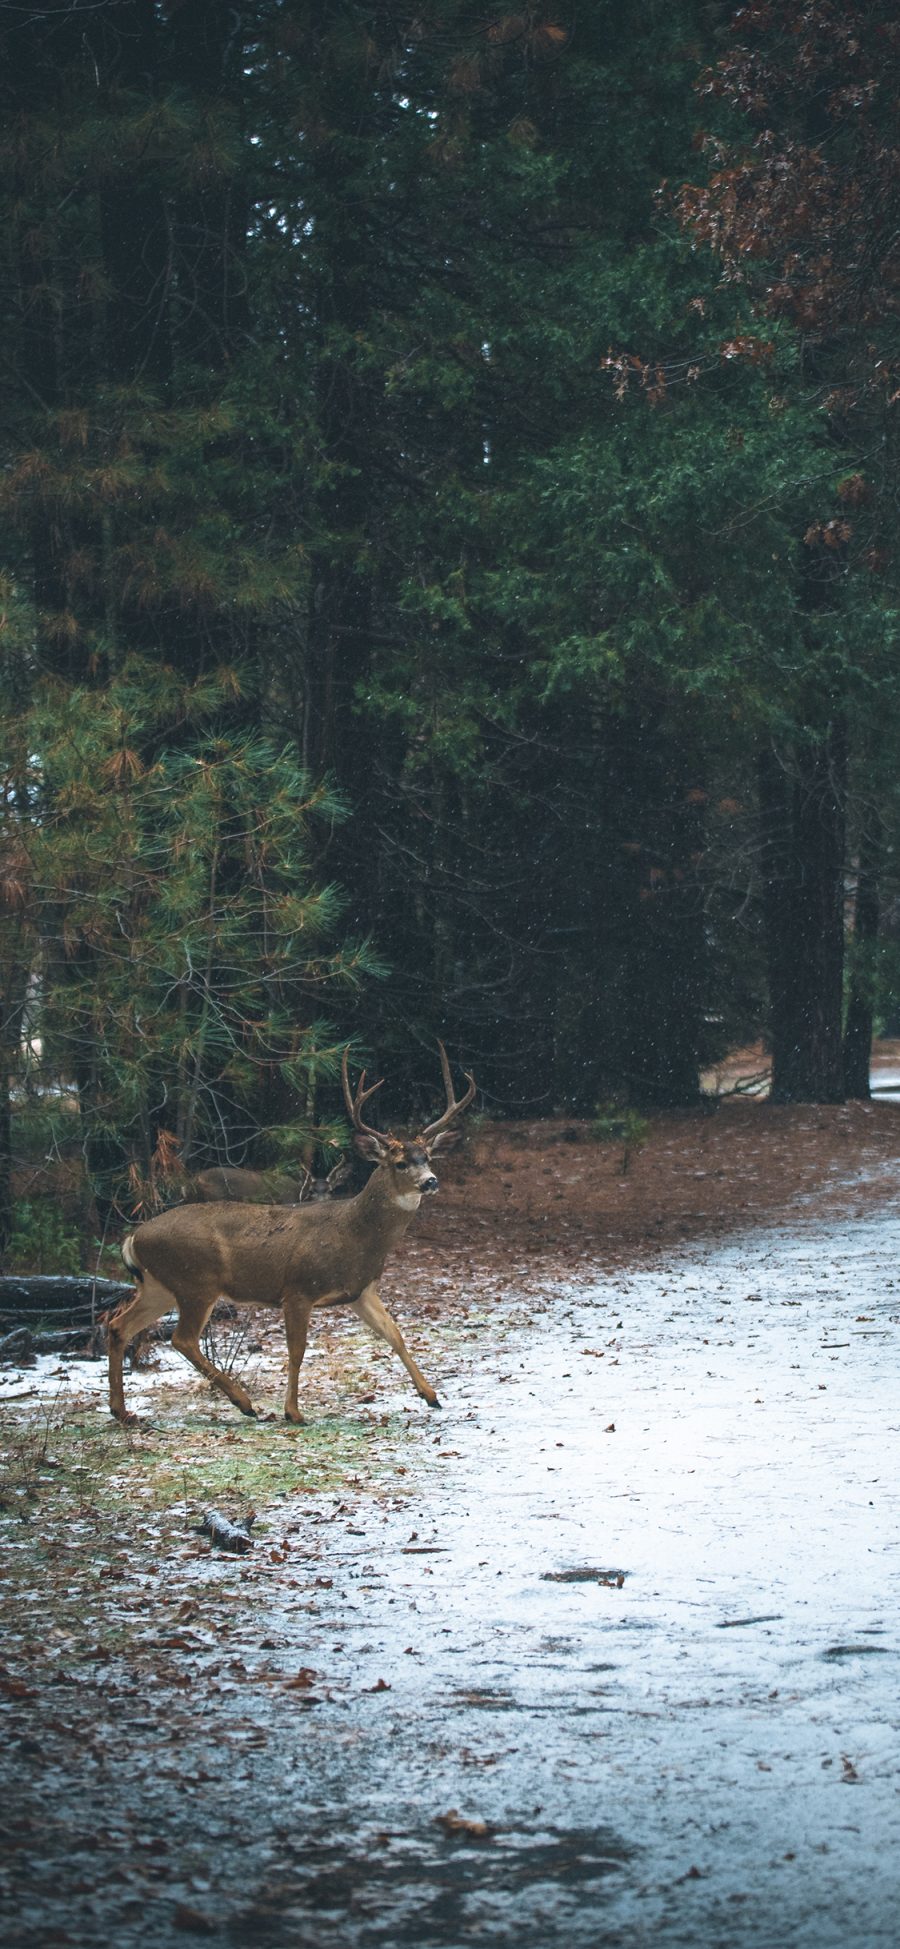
[395,1159,409,1171]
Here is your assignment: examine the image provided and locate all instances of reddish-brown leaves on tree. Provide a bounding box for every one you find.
[676,3,900,395]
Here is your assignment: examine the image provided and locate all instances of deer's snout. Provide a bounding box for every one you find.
[420,1173,439,1194]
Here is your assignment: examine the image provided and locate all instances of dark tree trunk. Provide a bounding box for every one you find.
[98,3,171,390]
[619,778,707,1108]
[167,0,250,372]
[759,723,847,1103]
[843,806,882,1100]
[0,1057,11,1257]
[587,700,708,1110]
[299,52,383,943]
[73,1050,133,1239]
[0,894,29,1261]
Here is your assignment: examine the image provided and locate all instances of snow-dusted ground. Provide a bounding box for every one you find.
[394,1214,900,1944]
[871,1064,900,1100]
[2,1206,899,1946]
[0,1340,189,1408]
[250,1207,897,1948]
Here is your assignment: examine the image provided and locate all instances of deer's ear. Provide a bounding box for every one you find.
[426,1127,462,1156]
[352,1131,388,1162]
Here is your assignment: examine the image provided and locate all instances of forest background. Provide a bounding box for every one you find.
[1,0,899,1255]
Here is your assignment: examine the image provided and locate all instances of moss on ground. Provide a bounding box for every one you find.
[0,1351,425,1662]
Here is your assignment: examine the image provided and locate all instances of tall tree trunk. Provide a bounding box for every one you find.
[167,0,250,373]
[759,722,847,1103]
[300,49,382,942]
[609,703,708,1108]
[98,3,171,392]
[0,1047,12,1257]
[843,805,882,1100]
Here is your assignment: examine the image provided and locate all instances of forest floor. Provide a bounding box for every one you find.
[1,1081,900,1946]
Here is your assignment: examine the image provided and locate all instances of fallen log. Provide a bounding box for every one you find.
[0,1326,35,1364]
[0,1275,133,1328]
[199,1510,255,1554]
[0,1317,176,1365]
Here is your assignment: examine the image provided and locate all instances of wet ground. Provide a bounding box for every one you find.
[3,1202,900,1947]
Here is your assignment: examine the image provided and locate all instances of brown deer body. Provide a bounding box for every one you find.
[186,1159,351,1205]
[108,1047,475,1425]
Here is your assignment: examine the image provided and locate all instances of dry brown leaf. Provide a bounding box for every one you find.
[284,1667,317,1690]
[435,1809,494,1839]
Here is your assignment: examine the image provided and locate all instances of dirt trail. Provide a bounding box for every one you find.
[2,1173,900,1946]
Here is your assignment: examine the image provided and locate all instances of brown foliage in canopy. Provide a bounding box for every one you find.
[676,3,900,398]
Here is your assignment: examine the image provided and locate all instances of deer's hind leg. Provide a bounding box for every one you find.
[283,1297,313,1424]
[352,1284,440,1408]
[171,1294,258,1419]
[108,1272,178,1424]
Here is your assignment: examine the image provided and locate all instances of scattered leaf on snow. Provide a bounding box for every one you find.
[435,1809,494,1839]
[0,1664,36,1701]
[172,1902,216,1934]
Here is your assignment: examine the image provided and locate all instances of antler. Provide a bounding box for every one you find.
[420,1040,476,1142]
[341,1047,386,1140]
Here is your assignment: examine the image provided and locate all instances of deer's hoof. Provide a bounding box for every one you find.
[427,1394,442,1410]
[238,1402,258,1419]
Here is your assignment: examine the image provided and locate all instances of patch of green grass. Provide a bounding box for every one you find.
[0,1377,419,1662]
[0,1292,482,1670]
[143,1409,411,1508]
[1,1394,405,1523]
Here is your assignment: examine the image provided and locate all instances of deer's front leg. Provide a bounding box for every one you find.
[283,1297,313,1423]
[171,1295,258,1418]
[352,1284,440,1408]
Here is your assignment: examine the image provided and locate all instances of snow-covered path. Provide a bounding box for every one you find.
[256,1211,900,1948]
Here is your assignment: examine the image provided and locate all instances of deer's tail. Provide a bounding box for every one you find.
[121,1234,144,1283]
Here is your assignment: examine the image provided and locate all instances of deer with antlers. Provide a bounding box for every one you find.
[107,1045,476,1425]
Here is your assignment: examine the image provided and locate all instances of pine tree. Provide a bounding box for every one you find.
[0,3,379,1234]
